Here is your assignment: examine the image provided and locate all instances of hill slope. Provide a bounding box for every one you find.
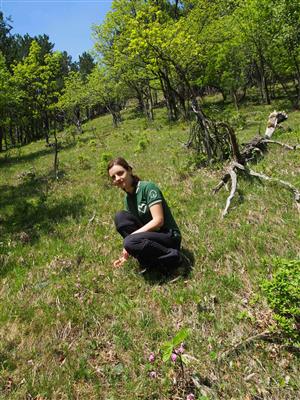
[0,103,299,399]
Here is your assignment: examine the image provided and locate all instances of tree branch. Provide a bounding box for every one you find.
[222,169,237,218]
[261,139,298,150]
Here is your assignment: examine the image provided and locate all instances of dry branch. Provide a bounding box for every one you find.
[213,111,300,216]
[222,169,237,218]
[219,330,271,360]
[261,139,298,150]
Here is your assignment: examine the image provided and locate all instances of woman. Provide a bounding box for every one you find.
[108,157,183,270]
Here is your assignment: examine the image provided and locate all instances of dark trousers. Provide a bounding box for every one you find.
[114,210,181,269]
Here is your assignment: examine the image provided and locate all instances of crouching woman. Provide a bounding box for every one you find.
[108,157,182,270]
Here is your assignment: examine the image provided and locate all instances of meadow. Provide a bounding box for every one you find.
[0,97,299,399]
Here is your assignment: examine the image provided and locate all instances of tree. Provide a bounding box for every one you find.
[87,65,128,127]
[12,41,64,144]
[0,53,21,151]
[78,51,95,79]
[57,71,88,133]
[93,2,203,121]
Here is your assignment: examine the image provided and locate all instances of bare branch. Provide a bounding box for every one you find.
[215,112,300,216]
[261,139,298,150]
[264,111,288,138]
[219,330,271,360]
[247,168,300,208]
[213,180,226,194]
[222,169,237,218]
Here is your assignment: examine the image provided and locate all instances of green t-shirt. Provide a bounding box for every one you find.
[124,181,181,237]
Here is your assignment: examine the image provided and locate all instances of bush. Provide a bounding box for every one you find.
[78,154,91,169]
[98,152,113,176]
[261,258,300,345]
[134,134,149,153]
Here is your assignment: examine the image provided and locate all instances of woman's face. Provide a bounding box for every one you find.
[108,164,133,192]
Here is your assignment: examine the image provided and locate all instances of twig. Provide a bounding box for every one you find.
[219,330,271,360]
[88,211,96,224]
[222,169,237,218]
[212,179,226,194]
[247,168,300,206]
[261,139,297,150]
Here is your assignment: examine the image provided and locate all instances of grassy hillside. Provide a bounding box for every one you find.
[0,99,299,399]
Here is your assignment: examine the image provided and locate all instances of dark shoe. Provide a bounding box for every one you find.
[177,252,192,275]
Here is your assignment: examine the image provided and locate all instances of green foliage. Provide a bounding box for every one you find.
[1,70,300,399]
[57,71,88,123]
[78,154,91,169]
[172,150,207,178]
[261,258,300,344]
[227,112,247,130]
[134,134,150,153]
[98,151,113,176]
[161,328,189,362]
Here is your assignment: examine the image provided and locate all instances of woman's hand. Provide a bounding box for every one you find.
[113,248,130,268]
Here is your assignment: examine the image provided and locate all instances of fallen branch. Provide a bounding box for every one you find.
[219,330,271,360]
[261,139,298,150]
[214,111,300,216]
[222,169,237,218]
[246,167,300,204]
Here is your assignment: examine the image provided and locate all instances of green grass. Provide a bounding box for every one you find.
[0,102,299,399]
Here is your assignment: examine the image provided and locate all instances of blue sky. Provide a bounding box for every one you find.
[0,0,113,61]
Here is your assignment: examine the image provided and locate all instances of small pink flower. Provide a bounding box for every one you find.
[149,370,157,379]
[176,342,185,354]
[171,353,177,362]
[148,352,155,363]
[186,394,195,400]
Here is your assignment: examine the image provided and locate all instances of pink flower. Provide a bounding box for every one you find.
[171,353,177,362]
[149,371,157,379]
[186,394,195,400]
[148,352,155,363]
[176,342,185,354]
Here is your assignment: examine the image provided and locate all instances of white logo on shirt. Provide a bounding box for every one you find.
[138,203,147,213]
[149,190,158,200]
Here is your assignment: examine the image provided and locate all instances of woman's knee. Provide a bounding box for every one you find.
[123,235,135,253]
[124,235,147,255]
[114,210,129,228]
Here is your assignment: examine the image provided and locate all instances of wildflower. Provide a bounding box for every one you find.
[186,394,195,400]
[176,342,185,354]
[171,353,177,362]
[148,352,155,363]
[149,370,157,379]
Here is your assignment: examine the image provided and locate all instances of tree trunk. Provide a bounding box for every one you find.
[266,60,299,109]
[44,112,50,144]
[232,91,239,111]
[53,119,59,180]
[258,53,270,105]
[0,126,3,152]
[158,70,178,121]
[9,123,15,146]
[254,56,270,105]
[4,127,8,151]
[144,84,154,121]
[136,91,144,112]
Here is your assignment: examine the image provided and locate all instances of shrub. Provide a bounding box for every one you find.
[134,134,149,153]
[261,258,300,345]
[98,152,113,176]
[78,154,91,169]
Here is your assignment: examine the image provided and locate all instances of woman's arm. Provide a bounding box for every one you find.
[131,203,164,234]
[113,204,164,267]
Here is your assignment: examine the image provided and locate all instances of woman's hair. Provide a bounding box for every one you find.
[107,157,140,187]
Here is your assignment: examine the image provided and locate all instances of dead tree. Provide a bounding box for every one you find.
[213,111,300,217]
[186,100,232,163]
